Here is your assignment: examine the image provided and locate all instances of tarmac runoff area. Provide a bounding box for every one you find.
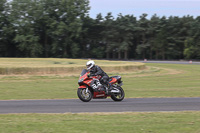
[1,98,200,114]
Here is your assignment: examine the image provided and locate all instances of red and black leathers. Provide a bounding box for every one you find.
[89,65,109,85]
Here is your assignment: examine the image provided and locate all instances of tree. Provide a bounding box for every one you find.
[166,16,190,59]
[1,1,200,60]
[101,12,115,59]
[9,0,43,57]
[85,13,106,58]
[0,0,18,57]
[0,0,7,56]
[115,14,136,59]
[147,14,160,59]
[184,17,200,59]
[48,0,90,58]
[7,0,90,57]
[136,13,151,59]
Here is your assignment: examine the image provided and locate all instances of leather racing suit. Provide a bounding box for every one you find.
[89,65,110,88]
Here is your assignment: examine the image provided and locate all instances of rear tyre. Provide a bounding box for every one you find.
[111,86,125,101]
[77,88,93,102]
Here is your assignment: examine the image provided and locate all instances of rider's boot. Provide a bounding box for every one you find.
[108,83,112,91]
[105,83,112,95]
[105,86,108,94]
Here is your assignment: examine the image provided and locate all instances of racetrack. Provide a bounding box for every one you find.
[1,61,200,114]
[1,98,200,114]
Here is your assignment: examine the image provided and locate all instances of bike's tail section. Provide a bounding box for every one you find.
[109,76,123,86]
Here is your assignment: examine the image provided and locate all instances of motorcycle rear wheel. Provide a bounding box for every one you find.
[77,88,93,102]
[111,86,125,101]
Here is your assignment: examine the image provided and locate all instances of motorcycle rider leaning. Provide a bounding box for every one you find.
[86,60,112,93]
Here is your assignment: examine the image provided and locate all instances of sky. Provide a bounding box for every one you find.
[89,0,200,19]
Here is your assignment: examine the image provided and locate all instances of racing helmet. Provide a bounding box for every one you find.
[86,60,95,70]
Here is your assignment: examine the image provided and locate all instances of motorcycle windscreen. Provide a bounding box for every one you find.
[80,69,88,76]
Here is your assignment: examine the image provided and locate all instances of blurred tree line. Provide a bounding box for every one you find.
[1,0,200,59]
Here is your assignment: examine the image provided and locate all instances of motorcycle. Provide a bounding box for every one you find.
[77,69,125,102]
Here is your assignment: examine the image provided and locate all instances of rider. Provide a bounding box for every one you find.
[86,60,112,93]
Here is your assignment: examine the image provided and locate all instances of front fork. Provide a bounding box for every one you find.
[79,85,90,93]
[85,87,89,93]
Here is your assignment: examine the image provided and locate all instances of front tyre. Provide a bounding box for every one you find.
[111,86,125,101]
[77,88,93,102]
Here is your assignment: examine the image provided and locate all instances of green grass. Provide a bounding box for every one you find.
[124,63,200,98]
[0,76,76,100]
[0,58,145,75]
[0,58,143,67]
[1,59,200,133]
[0,112,200,133]
[0,61,200,100]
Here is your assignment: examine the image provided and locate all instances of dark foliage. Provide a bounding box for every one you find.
[1,0,200,59]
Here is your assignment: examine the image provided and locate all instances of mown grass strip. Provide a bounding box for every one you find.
[0,111,200,133]
[0,59,200,100]
[0,58,145,75]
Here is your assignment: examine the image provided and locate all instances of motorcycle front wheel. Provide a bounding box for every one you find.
[77,88,93,102]
[111,86,125,101]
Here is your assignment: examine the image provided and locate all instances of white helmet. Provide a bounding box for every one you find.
[86,60,95,70]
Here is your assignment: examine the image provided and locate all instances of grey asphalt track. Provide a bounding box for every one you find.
[1,98,200,114]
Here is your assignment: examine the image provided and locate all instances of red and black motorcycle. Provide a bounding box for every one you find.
[77,69,125,102]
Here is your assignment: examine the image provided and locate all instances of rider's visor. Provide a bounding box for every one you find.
[86,64,92,69]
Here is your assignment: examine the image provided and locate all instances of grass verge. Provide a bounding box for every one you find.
[0,59,200,100]
[0,58,145,75]
[1,60,200,133]
[0,111,200,133]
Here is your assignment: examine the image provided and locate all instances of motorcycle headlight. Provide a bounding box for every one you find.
[78,78,83,84]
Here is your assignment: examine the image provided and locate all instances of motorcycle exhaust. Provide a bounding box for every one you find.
[111,88,120,93]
